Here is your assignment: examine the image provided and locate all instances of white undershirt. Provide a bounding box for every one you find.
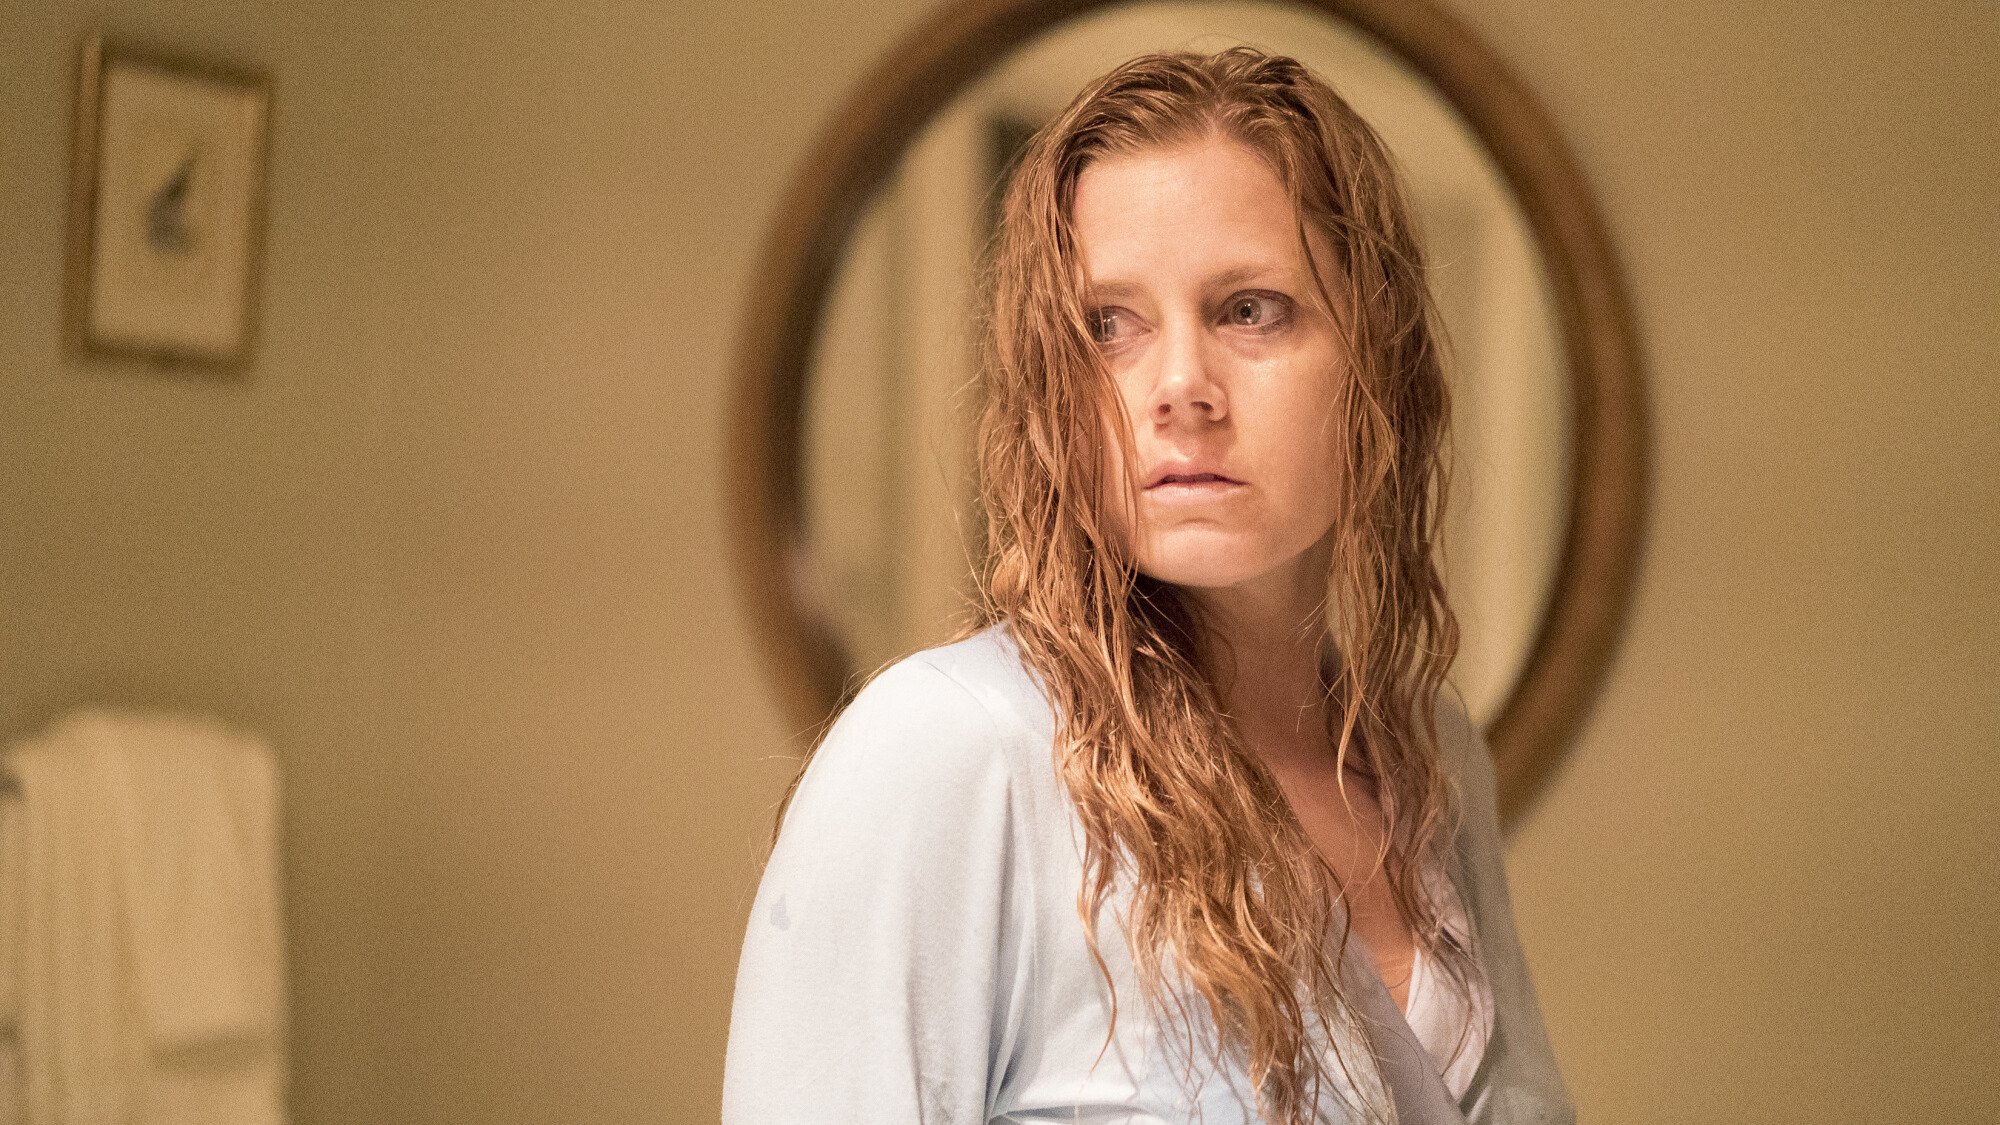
[1398,866,1496,1102]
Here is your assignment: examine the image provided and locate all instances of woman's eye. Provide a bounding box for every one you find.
[1087,308,1132,344]
[1223,293,1288,329]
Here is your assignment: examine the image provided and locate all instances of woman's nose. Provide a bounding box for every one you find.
[1148,319,1227,424]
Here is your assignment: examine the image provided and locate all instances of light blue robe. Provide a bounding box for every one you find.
[723,621,1575,1123]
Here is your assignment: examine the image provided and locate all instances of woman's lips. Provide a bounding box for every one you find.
[1145,476,1246,502]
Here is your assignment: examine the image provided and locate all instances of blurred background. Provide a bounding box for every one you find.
[1,0,1994,1122]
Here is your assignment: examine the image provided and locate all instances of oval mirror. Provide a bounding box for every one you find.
[731,0,1647,829]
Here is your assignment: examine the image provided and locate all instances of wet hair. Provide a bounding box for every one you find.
[959,46,1473,1123]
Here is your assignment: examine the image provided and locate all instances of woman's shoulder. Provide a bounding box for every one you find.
[791,621,1054,818]
[1429,685,1491,781]
[905,619,1056,738]
[730,627,1054,1121]
[1427,685,1506,846]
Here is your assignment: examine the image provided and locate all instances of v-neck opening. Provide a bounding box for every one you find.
[1335,858,1494,1115]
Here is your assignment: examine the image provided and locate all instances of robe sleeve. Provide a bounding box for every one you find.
[1440,693,1579,1125]
[722,656,1031,1123]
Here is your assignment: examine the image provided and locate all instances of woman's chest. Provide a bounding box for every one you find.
[998,819,1407,1123]
[1264,759,1419,1007]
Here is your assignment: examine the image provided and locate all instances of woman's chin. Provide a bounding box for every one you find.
[1136,551,1273,592]
[1131,523,1326,594]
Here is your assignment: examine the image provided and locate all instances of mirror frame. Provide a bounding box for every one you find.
[728,0,1649,831]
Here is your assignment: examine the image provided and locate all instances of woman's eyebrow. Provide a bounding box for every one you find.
[1085,264,1290,302]
[1205,263,1285,290]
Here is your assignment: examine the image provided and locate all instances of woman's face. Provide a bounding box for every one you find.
[1073,131,1349,597]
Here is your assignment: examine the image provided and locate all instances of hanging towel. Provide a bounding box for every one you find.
[2,707,288,1125]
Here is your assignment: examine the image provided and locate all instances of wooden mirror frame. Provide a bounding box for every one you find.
[729,0,1648,832]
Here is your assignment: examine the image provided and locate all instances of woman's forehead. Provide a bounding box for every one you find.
[1086,263,1292,302]
[1071,135,1321,292]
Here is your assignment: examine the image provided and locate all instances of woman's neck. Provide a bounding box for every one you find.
[1184,543,1339,768]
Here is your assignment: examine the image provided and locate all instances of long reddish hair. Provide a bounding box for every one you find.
[960,47,1472,1123]
[770,45,1473,1125]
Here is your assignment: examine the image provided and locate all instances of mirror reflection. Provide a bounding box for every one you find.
[803,0,1569,726]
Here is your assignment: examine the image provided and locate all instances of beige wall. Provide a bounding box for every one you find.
[2,1,1993,1122]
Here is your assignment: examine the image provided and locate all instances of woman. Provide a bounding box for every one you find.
[723,48,1575,1124]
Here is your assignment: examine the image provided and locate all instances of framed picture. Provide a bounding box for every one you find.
[65,34,272,371]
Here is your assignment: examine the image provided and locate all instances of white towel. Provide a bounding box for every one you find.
[1,707,288,1125]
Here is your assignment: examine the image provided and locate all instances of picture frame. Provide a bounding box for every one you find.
[65,34,273,372]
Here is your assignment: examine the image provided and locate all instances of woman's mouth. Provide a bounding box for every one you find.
[1146,473,1246,501]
